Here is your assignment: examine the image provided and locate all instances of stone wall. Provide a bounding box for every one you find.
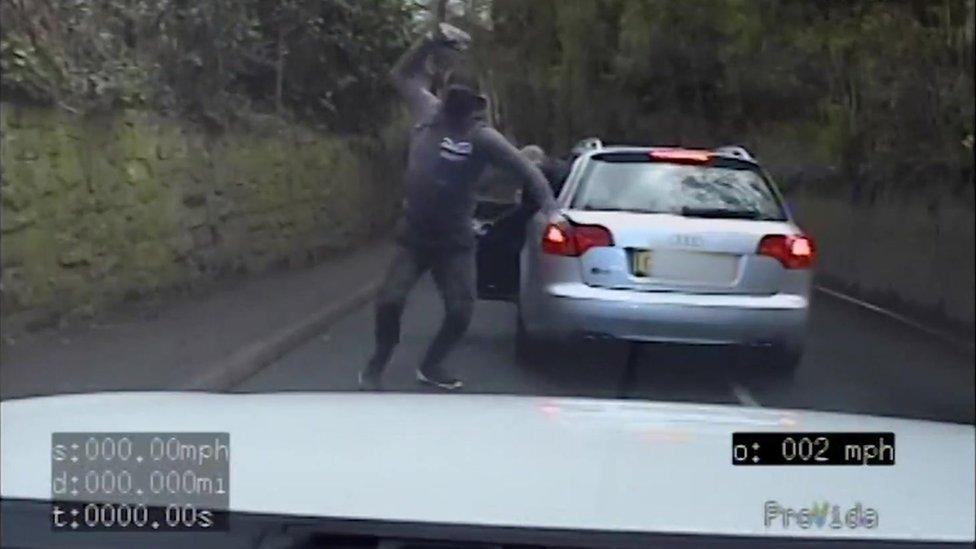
[788,188,975,329]
[0,104,407,332]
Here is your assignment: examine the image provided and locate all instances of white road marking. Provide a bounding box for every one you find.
[731,383,762,407]
[815,285,973,351]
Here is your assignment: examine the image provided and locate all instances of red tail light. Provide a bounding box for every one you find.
[541,222,613,256]
[648,148,712,165]
[758,234,816,269]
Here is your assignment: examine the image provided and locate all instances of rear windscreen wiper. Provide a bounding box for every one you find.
[582,207,668,214]
[680,207,762,219]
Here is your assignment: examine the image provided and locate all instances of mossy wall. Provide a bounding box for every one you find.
[0,104,406,331]
[788,189,974,328]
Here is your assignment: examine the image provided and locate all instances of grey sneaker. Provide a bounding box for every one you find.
[416,369,462,390]
[358,369,382,391]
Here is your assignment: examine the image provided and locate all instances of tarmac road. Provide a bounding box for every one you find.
[236,276,975,425]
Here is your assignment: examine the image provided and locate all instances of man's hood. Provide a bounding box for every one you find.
[1,392,973,542]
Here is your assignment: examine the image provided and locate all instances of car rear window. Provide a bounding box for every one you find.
[570,153,787,221]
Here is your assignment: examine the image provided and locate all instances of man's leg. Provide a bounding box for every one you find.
[417,248,475,389]
[360,246,426,389]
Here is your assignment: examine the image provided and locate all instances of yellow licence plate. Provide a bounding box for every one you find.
[632,250,652,277]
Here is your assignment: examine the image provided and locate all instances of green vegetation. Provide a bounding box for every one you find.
[0,104,406,330]
[0,0,416,132]
[1,0,973,327]
[1,0,415,330]
[7,0,968,196]
[483,0,974,201]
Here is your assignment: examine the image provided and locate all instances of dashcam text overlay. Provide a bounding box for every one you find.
[732,432,895,465]
[50,433,229,531]
[764,500,879,530]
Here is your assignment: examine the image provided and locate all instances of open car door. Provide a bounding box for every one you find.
[474,198,533,301]
[475,155,571,301]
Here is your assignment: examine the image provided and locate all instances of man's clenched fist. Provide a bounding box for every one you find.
[428,22,471,52]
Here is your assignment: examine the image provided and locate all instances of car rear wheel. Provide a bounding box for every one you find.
[749,342,802,386]
[515,304,547,364]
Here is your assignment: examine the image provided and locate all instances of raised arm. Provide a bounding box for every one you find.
[390,23,471,123]
[389,36,440,122]
[475,127,559,214]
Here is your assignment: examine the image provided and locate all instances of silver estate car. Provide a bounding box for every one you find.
[476,143,815,375]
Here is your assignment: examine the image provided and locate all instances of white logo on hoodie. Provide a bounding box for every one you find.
[440,137,473,162]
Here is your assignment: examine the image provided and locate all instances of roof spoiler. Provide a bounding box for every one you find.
[712,145,755,162]
[571,137,603,156]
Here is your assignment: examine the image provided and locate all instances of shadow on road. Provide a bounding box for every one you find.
[515,340,745,404]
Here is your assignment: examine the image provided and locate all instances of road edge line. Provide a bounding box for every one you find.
[730,383,762,407]
[182,279,381,391]
[814,285,974,351]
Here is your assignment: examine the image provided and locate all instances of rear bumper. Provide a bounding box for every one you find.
[523,283,808,346]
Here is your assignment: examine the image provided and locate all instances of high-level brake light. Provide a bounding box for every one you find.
[648,149,712,164]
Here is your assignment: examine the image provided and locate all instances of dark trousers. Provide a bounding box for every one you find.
[368,244,475,375]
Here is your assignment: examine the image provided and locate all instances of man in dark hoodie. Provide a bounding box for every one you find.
[358,23,558,391]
